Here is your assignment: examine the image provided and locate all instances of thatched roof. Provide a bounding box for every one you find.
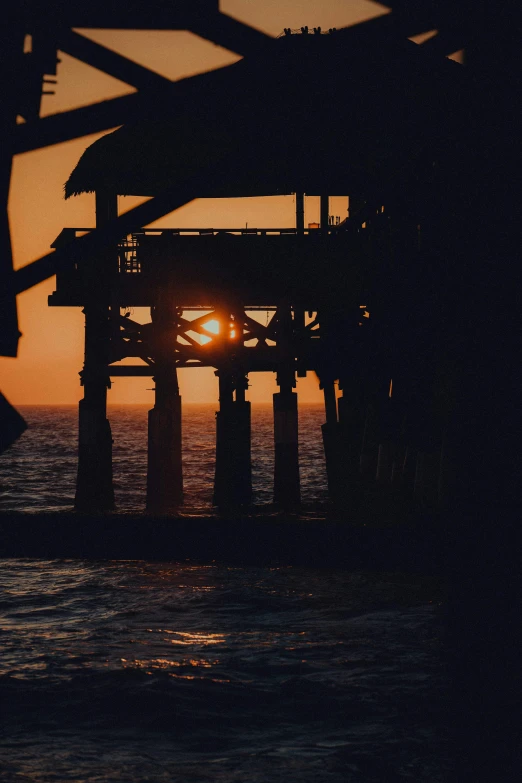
[65,28,469,201]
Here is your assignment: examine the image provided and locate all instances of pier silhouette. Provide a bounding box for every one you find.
[1,4,521,779]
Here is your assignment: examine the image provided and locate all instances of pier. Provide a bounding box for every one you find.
[35,25,478,517]
[48,192,448,516]
[1,8,520,783]
[2,15,517,529]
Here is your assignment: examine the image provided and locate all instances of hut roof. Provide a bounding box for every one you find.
[65,27,470,201]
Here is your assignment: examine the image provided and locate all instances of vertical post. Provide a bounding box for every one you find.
[146,293,183,512]
[375,383,398,487]
[320,378,343,505]
[273,388,300,509]
[0,28,23,358]
[75,189,116,511]
[233,373,253,504]
[320,194,329,232]
[326,377,368,510]
[273,304,300,509]
[213,369,252,508]
[296,192,305,233]
[359,404,379,482]
[323,379,337,424]
[214,370,233,509]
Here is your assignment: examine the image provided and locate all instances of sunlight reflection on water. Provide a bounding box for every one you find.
[0,559,450,782]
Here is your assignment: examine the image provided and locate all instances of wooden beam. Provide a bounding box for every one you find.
[14,144,239,293]
[0,25,24,357]
[337,5,440,40]
[22,1,218,30]
[14,62,227,153]
[57,30,172,92]
[419,28,466,58]
[109,365,155,376]
[14,91,141,153]
[191,12,272,57]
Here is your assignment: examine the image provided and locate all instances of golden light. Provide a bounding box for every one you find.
[200,318,238,341]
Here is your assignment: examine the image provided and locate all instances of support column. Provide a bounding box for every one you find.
[358,404,379,482]
[320,380,342,501]
[273,386,300,509]
[75,189,116,512]
[233,374,253,504]
[321,380,360,508]
[320,194,329,232]
[337,386,367,495]
[320,379,343,506]
[323,377,367,509]
[296,192,305,233]
[147,369,183,512]
[213,370,252,509]
[273,303,300,509]
[146,294,183,512]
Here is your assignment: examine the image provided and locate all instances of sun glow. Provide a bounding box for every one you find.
[200,318,238,342]
[202,319,220,334]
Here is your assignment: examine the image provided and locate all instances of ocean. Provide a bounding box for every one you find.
[0,405,451,782]
[0,404,329,514]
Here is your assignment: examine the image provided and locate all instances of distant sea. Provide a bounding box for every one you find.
[0,405,451,782]
[0,404,329,514]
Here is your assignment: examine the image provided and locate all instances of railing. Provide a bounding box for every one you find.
[51,213,390,285]
[53,225,352,244]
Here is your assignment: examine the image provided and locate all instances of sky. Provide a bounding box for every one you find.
[2,1,455,405]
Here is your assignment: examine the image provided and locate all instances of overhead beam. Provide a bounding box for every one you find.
[419,29,466,58]
[345,4,441,39]
[15,91,142,153]
[14,145,244,293]
[21,1,219,30]
[190,12,272,57]
[57,30,172,92]
[14,62,234,153]
[109,365,155,376]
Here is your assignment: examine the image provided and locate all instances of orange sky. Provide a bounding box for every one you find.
[2,1,454,405]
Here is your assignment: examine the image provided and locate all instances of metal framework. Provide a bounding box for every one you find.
[1,1,519,519]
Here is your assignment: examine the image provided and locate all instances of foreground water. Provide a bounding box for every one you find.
[0,406,451,781]
[0,560,449,782]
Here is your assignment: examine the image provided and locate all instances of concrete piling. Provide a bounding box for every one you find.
[76,392,114,512]
[320,379,343,504]
[273,388,300,509]
[75,190,116,512]
[146,292,183,512]
[146,374,183,512]
[213,370,252,508]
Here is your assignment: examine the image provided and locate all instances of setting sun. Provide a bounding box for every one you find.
[202,319,220,335]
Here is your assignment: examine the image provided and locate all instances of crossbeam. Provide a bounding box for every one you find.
[57,30,172,91]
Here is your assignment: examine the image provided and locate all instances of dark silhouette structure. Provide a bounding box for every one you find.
[1,4,521,779]
[47,25,477,516]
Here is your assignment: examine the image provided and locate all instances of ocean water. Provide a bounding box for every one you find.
[0,406,451,782]
[0,404,329,514]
